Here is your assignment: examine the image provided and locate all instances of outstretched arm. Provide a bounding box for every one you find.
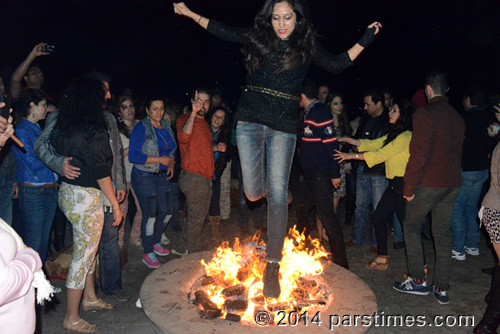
[10,43,50,98]
[173,2,209,30]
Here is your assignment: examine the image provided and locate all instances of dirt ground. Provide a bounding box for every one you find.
[36,185,493,334]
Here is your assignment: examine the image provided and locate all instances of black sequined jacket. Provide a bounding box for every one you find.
[207,20,354,134]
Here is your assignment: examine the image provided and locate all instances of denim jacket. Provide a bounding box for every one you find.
[133,117,176,173]
[13,118,57,184]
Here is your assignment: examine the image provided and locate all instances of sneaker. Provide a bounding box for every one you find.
[452,250,466,260]
[263,261,281,298]
[432,286,449,304]
[113,289,131,302]
[52,286,62,294]
[392,277,429,295]
[142,253,161,269]
[153,243,170,256]
[161,233,170,245]
[465,247,479,256]
[171,249,189,256]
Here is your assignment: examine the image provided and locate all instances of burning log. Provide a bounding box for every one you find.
[251,295,265,305]
[194,290,222,319]
[236,267,250,282]
[267,302,290,312]
[225,313,241,322]
[201,276,215,286]
[292,288,309,300]
[297,277,318,289]
[221,284,246,297]
[224,300,248,311]
[293,299,327,309]
[297,277,319,294]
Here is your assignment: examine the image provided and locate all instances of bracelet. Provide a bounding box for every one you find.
[197,15,202,24]
[355,153,359,159]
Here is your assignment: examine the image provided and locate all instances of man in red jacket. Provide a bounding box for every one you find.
[393,70,465,305]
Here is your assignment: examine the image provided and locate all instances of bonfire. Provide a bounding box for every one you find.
[190,226,333,325]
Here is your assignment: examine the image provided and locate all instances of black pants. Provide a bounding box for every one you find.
[209,178,221,217]
[372,177,406,255]
[298,171,348,268]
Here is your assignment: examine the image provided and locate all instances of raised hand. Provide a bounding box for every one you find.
[173,2,194,19]
[31,42,51,58]
[357,22,382,48]
[191,90,203,115]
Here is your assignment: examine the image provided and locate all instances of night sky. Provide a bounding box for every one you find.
[1,0,499,111]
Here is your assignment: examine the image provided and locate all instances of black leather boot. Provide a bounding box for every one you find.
[475,278,500,334]
[263,261,281,298]
[485,263,500,304]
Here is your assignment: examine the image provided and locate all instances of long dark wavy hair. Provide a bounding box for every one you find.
[325,92,352,137]
[113,94,136,139]
[241,0,316,74]
[53,76,107,138]
[383,98,414,147]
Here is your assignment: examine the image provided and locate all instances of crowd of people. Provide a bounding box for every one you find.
[0,0,499,333]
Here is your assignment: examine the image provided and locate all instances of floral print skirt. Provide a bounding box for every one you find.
[59,182,104,289]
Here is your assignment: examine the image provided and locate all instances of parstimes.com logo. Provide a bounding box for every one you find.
[254,310,475,329]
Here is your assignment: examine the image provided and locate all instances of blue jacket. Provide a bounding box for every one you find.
[129,117,176,173]
[13,119,57,184]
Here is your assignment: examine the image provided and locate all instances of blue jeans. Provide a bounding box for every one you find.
[19,185,58,264]
[236,157,265,229]
[236,121,296,262]
[351,166,388,246]
[0,174,14,225]
[98,212,122,295]
[451,169,489,252]
[131,172,172,254]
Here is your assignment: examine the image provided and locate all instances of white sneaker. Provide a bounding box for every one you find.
[465,247,479,256]
[451,250,466,261]
[161,233,170,245]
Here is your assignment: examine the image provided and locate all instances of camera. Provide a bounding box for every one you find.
[42,45,55,53]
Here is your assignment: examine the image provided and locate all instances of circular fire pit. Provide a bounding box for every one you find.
[141,251,377,333]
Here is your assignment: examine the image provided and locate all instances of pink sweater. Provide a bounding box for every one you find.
[0,230,42,334]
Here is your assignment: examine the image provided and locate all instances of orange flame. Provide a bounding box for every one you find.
[199,225,330,322]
